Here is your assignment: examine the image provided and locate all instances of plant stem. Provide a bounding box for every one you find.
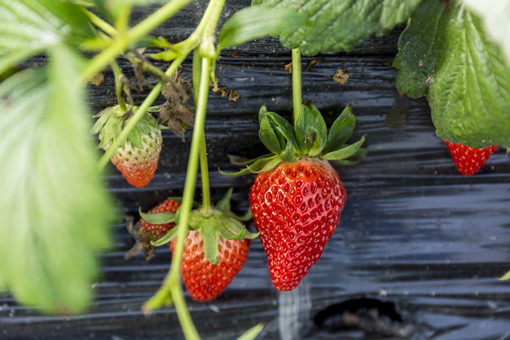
[171,56,211,340]
[83,9,119,37]
[98,54,187,170]
[291,48,302,127]
[110,61,127,112]
[142,55,211,340]
[81,0,191,82]
[199,134,212,213]
[192,51,212,214]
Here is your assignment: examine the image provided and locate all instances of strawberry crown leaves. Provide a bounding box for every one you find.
[224,102,366,175]
[90,105,161,149]
[147,189,258,264]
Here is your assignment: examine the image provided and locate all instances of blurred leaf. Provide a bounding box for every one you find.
[463,0,510,66]
[251,0,422,55]
[218,5,306,49]
[0,0,95,74]
[237,323,264,340]
[393,0,449,98]
[0,44,114,314]
[428,3,510,147]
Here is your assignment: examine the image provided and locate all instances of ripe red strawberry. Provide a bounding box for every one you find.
[140,199,181,242]
[125,198,181,260]
[92,105,163,188]
[170,230,250,301]
[225,103,365,291]
[445,141,497,176]
[250,158,345,291]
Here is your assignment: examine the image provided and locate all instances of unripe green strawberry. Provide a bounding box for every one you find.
[92,105,163,188]
[170,230,250,301]
[105,125,162,188]
[250,158,345,291]
[445,141,497,176]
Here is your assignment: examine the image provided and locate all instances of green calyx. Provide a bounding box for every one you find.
[146,189,258,264]
[90,104,161,149]
[225,102,366,176]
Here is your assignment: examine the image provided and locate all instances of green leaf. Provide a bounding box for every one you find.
[463,0,510,66]
[259,106,284,154]
[218,5,306,49]
[0,0,95,74]
[220,155,278,176]
[201,224,219,265]
[266,110,297,148]
[151,226,179,247]
[393,0,449,98]
[295,102,327,156]
[252,0,422,56]
[428,4,510,147]
[216,188,233,214]
[380,0,423,28]
[323,104,355,154]
[139,209,175,225]
[0,44,114,314]
[322,136,366,161]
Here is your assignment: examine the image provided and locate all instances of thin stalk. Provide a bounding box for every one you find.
[115,3,132,34]
[98,54,187,170]
[192,51,212,214]
[291,48,302,127]
[170,56,212,340]
[81,0,191,82]
[109,61,127,112]
[172,0,226,56]
[83,9,119,37]
[142,55,211,340]
[199,134,212,213]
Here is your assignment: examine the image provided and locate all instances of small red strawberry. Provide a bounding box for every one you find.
[140,199,181,242]
[225,103,365,291]
[145,189,257,301]
[92,105,163,188]
[170,230,250,301]
[125,198,181,260]
[250,158,345,291]
[445,141,497,176]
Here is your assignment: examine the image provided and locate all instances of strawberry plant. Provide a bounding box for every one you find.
[1,0,509,339]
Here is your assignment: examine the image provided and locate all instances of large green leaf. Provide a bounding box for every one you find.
[462,0,510,65]
[428,4,510,147]
[0,44,114,314]
[0,0,94,74]
[218,5,306,49]
[251,0,422,55]
[393,0,449,98]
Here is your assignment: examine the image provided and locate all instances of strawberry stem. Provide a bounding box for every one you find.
[143,55,211,340]
[170,55,211,340]
[110,61,127,112]
[292,48,302,128]
[199,134,212,213]
[98,54,187,170]
[82,8,119,38]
